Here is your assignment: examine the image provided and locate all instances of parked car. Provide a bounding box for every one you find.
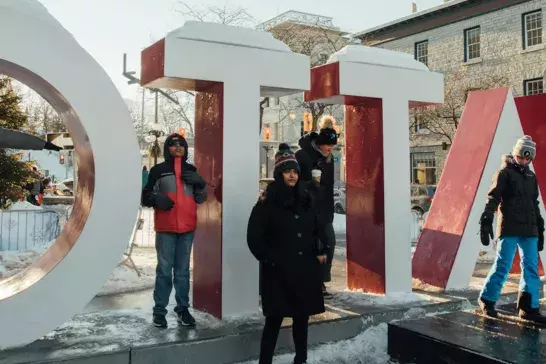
[411,184,435,217]
[333,188,346,214]
[334,180,346,191]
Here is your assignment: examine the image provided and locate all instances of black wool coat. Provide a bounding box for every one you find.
[295,133,335,224]
[247,181,326,318]
[484,155,544,237]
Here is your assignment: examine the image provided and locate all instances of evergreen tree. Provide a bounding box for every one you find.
[0,76,34,209]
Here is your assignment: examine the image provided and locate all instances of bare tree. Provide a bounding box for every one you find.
[410,70,509,145]
[24,91,66,135]
[159,90,195,135]
[267,20,348,131]
[177,2,255,27]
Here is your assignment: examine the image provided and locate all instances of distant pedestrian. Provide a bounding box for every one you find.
[248,143,326,364]
[142,166,149,188]
[142,133,207,328]
[295,115,338,298]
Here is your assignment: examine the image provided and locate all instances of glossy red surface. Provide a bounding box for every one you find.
[513,94,546,276]
[345,97,386,293]
[303,62,340,102]
[412,88,510,288]
[193,83,224,318]
[140,39,165,87]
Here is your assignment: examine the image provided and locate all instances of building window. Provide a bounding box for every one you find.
[412,113,427,133]
[464,27,481,61]
[263,98,270,108]
[523,11,542,49]
[524,78,544,95]
[411,152,436,185]
[415,41,429,66]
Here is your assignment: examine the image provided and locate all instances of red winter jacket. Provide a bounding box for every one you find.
[142,135,206,233]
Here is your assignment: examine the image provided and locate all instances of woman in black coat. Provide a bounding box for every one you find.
[247,143,326,364]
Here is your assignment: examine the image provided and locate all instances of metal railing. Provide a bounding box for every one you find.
[133,207,156,248]
[0,209,62,251]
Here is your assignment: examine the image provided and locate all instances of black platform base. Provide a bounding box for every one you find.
[388,302,546,364]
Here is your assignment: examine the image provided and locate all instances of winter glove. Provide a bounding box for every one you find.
[182,170,206,189]
[153,194,174,211]
[538,216,544,252]
[479,211,494,246]
[44,141,62,152]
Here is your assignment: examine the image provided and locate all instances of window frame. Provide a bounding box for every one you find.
[523,78,544,96]
[414,40,429,66]
[464,26,481,62]
[411,152,437,185]
[522,10,543,49]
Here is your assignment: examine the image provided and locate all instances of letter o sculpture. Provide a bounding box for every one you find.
[0,1,140,348]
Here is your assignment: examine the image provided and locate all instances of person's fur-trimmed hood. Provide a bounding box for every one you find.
[501,154,513,166]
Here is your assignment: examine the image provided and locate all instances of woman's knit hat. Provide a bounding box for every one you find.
[513,135,536,160]
[315,115,339,146]
[274,143,299,173]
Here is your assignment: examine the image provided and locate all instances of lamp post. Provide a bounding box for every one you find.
[262,145,275,178]
[145,122,166,166]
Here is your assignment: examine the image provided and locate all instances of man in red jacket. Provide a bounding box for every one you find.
[142,133,207,328]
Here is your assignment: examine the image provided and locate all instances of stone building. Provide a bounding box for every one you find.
[352,0,545,185]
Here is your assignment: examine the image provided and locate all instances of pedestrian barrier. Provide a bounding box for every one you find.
[0,209,62,251]
[410,210,423,243]
[133,207,156,248]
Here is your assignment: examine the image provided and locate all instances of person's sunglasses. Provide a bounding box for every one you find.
[168,141,184,148]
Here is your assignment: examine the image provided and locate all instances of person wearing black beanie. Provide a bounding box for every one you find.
[295,115,338,298]
[248,142,326,364]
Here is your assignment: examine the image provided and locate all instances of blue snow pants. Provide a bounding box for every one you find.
[480,236,541,308]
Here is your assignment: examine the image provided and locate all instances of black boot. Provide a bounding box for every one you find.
[517,292,546,324]
[478,296,498,318]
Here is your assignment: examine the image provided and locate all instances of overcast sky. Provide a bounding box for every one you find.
[37,0,442,100]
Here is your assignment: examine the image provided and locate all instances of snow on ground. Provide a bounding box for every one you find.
[0,241,158,296]
[0,241,52,279]
[41,305,225,357]
[236,323,393,364]
[98,248,157,296]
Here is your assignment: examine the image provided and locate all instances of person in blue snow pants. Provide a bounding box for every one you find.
[478,135,546,323]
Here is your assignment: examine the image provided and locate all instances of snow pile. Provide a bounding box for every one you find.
[0,240,53,279]
[7,201,42,211]
[331,290,423,307]
[237,323,393,364]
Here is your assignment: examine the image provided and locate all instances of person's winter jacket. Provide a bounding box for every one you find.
[247,180,325,318]
[483,155,543,238]
[0,127,62,151]
[295,133,335,223]
[142,134,207,233]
